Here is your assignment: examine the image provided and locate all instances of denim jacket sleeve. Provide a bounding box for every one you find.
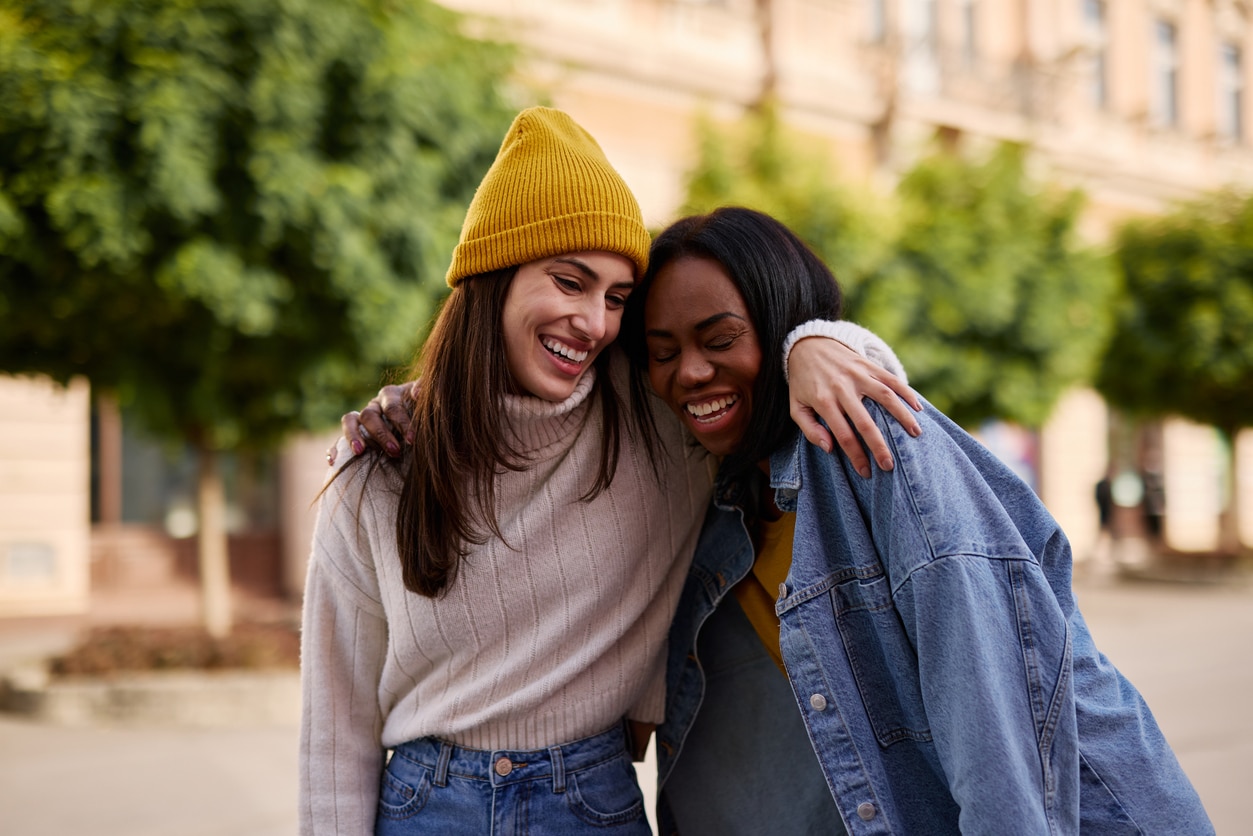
[775,398,1210,835]
[782,402,1073,833]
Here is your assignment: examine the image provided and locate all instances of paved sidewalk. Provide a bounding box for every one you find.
[0,716,297,836]
[0,573,1248,835]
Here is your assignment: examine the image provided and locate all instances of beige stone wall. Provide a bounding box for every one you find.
[1161,417,1225,551]
[436,0,1253,551]
[1039,388,1110,557]
[278,431,340,598]
[0,376,91,617]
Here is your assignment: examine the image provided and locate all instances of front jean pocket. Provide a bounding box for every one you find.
[832,575,932,747]
[564,753,646,827]
[376,753,433,821]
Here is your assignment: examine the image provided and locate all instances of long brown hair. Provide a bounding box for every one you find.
[396,267,625,597]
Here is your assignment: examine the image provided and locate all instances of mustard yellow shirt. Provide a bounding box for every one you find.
[731,511,796,674]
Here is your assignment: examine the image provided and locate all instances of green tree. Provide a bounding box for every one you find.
[680,116,1115,430]
[680,105,895,299]
[0,0,516,634]
[1098,192,1253,554]
[859,143,1115,428]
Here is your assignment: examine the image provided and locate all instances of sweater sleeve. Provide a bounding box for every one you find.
[299,446,390,836]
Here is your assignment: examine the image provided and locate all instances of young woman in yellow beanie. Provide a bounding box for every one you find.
[301,107,918,835]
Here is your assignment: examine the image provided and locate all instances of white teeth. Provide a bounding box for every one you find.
[686,395,738,418]
[543,338,588,363]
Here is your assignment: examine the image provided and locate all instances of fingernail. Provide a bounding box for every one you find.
[880,459,895,472]
[405,431,415,444]
[910,424,922,437]
[351,440,364,455]
[820,440,832,454]
[386,442,400,456]
[858,465,871,478]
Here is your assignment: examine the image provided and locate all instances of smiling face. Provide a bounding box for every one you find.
[644,255,763,457]
[501,250,636,402]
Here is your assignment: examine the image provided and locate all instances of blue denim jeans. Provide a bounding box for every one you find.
[376,723,651,836]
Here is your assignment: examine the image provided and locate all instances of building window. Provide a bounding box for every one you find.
[1219,42,1244,141]
[1152,18,1179,128]
[1083,0,1108,109]
[904,0,940,92]
[961,0,978,69]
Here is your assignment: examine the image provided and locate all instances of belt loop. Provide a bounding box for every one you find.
[434,741,453,788]
[549,744,566,793]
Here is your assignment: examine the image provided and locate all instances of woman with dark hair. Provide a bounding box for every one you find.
[302,111,918,835]
[628,206,1212,835]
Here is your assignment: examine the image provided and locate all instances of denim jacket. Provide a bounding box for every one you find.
[656,399,1212,836]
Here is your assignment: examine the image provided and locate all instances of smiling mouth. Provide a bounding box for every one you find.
[543,337,589,364]
[685,395,739,423]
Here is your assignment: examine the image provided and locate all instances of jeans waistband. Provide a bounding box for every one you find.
[389,723,629,790]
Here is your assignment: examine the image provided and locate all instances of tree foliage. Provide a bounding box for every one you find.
[0,0,517,450]
[0,0,518,635]
[680,115,1115,429]
[1098,192,1253,553]
[862,143,1115,428]
[1098,192,1253,437]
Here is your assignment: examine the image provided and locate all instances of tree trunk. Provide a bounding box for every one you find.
[197,446,233,638]
[1218,425,1242,557]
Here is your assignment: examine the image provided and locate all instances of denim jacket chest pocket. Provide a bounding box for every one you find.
[828,569,932,748]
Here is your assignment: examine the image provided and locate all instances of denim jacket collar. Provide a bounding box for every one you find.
[711,430,804,515]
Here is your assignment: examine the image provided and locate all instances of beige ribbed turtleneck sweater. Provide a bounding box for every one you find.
[299,357,715,835]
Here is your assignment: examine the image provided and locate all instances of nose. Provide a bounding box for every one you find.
[676,351,714,389]
[571,299,608,342]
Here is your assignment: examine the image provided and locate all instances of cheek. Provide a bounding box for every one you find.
[647,364,668,399]
[604,308,625,344]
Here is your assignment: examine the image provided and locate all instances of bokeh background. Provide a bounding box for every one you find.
[1,0,1250,833]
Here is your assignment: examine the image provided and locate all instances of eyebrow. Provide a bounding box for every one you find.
[551,256,636,290]
[645,311,748,339]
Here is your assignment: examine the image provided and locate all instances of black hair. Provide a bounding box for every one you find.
[623,206,842,481]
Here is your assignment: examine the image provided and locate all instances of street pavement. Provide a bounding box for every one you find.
[0,573,1248,835]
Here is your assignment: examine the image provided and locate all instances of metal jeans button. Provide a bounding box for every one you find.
[494,756,513,777]
[809,693,827,711]
[857,802,877,820]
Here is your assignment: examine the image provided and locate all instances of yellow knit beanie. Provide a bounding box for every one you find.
[445,107,651,287]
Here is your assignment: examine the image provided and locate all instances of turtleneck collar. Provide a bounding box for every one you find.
[501,369,598,458]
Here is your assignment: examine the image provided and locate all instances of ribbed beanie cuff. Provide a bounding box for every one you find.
[446,107,651,286]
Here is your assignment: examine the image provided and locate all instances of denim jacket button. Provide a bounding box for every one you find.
[857,802,876,821]
[809,693,827,711]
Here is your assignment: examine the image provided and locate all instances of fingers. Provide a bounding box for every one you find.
[841,398,896,474]
[791,403,835,455]
[340,411,367,457]
[867,377,923,437]
[377,384,415,445]
[881,373,923,414]
[359,402,402,457]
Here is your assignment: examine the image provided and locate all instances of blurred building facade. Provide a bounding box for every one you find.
[3,0,1252,621]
